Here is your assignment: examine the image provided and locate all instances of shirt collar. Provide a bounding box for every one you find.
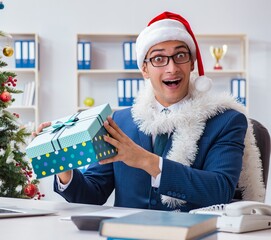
[155,94,191,113]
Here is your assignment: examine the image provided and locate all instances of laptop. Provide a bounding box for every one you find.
[0,205,56,218]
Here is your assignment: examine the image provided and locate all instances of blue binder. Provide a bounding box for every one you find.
[130,42,137,69]
[123,42,131,69]
[230,78,246,106]
[83,42,91,69]
[15,40,22,68]
[28,40,35,68]
[124,79,132,106]
[77,42,92,69]
[131,78,144,104]
[118,79,133,106]
[117,78,144,106]
[131,79,138,104]
[123,42,138,69]
[77,42,84,69]
[21,40,29,68]
[117,79,125,106]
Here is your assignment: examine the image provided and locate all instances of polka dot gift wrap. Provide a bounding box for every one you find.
[26,104,117,179]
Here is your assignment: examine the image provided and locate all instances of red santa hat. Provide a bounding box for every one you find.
[136,11,212,92]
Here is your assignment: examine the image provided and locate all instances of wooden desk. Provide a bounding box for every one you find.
[1,197,271,240]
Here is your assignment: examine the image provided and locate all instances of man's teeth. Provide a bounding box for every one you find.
[163,79,181,85]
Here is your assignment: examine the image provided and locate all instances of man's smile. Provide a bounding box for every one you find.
[162,78,182,87]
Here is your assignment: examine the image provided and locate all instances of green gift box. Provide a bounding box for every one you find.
[26,103,117,179]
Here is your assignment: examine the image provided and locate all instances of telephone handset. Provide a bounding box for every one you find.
[224,200,271,217]
[189,201,271,233]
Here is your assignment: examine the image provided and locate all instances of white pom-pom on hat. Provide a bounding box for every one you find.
[194,76,213,92]
[136,11,212,92]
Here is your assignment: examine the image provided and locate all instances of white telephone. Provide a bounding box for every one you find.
[189,201,271,233]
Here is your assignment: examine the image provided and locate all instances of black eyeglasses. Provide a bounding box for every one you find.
[144,52,191,67]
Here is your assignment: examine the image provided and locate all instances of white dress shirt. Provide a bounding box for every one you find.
[151,95,190,188]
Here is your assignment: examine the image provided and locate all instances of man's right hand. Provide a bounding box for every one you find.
[33,121,72,184]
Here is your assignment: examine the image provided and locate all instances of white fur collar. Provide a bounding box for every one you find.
[132,80,265,207]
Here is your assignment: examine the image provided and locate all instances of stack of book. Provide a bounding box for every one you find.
[12,81,35,107]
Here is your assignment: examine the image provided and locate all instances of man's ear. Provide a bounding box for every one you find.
[141,63,149,79]
[190,61,195,71]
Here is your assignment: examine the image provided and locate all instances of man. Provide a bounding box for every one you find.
[38,12,264,211]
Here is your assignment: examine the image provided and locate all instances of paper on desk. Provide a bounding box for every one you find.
[60,207,143,221]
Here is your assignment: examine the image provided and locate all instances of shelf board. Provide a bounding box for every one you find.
[77,33,247,41]
[7,106,36,110]
[2,68,38,73]
[9,33,38,36]
[77,69,245,76]
[204,70,246,75]
[77,33,138,42]
[77,69,141,75]
[196,33,247,39]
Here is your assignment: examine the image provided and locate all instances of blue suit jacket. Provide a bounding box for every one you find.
[54,108,247,212]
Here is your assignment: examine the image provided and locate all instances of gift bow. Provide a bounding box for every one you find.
[52,117,79,133]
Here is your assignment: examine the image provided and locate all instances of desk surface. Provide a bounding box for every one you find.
[1,197,271,240]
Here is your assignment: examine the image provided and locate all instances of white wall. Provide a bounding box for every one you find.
[1,0,271,203]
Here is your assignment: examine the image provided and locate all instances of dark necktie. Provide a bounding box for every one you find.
[153,108,170,156]
[153,133,168,156]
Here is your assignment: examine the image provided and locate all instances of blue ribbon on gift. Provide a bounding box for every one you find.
[49,112,104,152]
[52,117,79,133]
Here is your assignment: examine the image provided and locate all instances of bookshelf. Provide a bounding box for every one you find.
[1,33,39,128]
[196,34,248,108]
[76,34,140,111]
[76,33,248,111]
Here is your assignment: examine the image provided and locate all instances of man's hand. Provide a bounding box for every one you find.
[101,116,161,178]
[32,121,52,137]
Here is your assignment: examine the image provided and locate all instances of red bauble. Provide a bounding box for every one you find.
[0,91,12,102]
[13,113,20,118]
[24,184,38,198]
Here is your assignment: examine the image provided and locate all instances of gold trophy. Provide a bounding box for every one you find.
[210,44,227,70]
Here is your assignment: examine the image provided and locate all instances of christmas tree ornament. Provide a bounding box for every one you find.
[0,91,11,102]
[0,2,4,10]
[2,76,17,87]
[23,183,38,198]
[3,46,14,57]
[13,113,20,118]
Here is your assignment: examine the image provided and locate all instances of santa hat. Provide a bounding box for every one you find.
[136,11,212,92]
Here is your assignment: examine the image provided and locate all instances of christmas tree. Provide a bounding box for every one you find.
[0,30,43,199]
